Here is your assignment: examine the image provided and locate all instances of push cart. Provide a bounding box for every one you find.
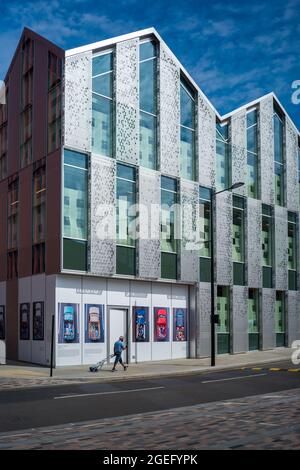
[89,354,115,372]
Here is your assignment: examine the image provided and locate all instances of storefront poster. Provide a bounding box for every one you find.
[154,307,169,342]
[173,308,187,341]
[58,303,79,343]
[132,307,149,342]
[84,304,104,343]
[33,302,44,341]
[20,303,30,340]
[0,306,5,340]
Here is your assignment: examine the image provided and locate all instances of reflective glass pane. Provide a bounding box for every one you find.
[92,53,113,76]
[180,84,194,129]
[248,289,259,333]
[232,208,244,262]
[216,140,230,190]
[247,125,257,154]
[217,287,230,333]
[92,73,112,98]
[92,94,112,157]
[140,111,156,169]
[140,41,156,61]
[262,216,272,266]
[274,113,283,163]
[180,127,195,180]
[288,222,296,270]
[247,152,258,198]
[140,59,156,114]
[199,201,210,257]
[247,109,257,127]
[64,149,88,169]
[274,162,284,206]
[275,292,285,333]
[161,187,177,253]
[63,165,87,240]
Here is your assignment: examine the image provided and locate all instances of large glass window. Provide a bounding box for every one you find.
[273,109,285,206]
[216,121,231,191]
[116,163,136,275]
[7,179,19,279]
[199,186,211,282]
[63,150,88,271]
[139,41,157,170]
[92,52,113,157]
[247,109,259,198]
[161,176,178,279]
[248,289,260,350]
[217,286,230,354]
[32,166,46,274]
[298,142,300,208]
[180,78,196,180]
[0,83,8,180]
[288,212,297,290]
[262,204,273,288]
[275,291,286,347]
[232,196,245,285]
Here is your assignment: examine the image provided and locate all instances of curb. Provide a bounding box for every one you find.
[240,367,300,373]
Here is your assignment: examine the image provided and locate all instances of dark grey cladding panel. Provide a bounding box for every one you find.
[216,191,232,285]
[232,286,248,353]
[197,283,212,357]
[287,291,300,346]
[286,118,299,212]
[198,95,216,188]
[90,155,116,276]
[158,45,180,177]
[116,39,139,166]
[138,167,160,279]
[275,206,288,290]
[247,198,262,288]
[260,96,275,205]
[180,180,199,283]
[262,288,276,349]
[64,51,92,152]
[231,110,247,197]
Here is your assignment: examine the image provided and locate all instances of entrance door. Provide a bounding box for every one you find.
[108,308,128,363]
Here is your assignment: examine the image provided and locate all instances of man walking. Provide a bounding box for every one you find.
[112,336,128,372]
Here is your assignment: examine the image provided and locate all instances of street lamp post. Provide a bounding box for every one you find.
[210,182,245,367]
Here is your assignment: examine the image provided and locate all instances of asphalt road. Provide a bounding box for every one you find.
[0,360,299,433]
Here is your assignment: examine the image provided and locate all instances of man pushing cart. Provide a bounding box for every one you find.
[89,336,128,372]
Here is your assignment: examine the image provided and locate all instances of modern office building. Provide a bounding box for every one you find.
[0,27,299,366]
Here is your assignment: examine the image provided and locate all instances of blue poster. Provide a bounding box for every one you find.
[58,303,79,343]
[132,307,149,342]
[84,304,105,343]
[173,308,187,341]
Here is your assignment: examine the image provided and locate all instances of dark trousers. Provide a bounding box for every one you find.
[113,352,124,368]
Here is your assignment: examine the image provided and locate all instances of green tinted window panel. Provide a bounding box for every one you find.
[161,252,177,280]
[217,333,230,354]
[233,262,245,285]
[276,333,285,347]
[217,296,229,333]
[63,238,87,271]
[263,266,273,288]
[288,270,297,290]
[116,246,136,276]
[248,297,259,333]
[275,298,285,333]
[249,333,260,351]
[199,257,211,282]
[199,202,210,257]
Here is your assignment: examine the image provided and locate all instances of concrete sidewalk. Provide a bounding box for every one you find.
[0,348,294,390]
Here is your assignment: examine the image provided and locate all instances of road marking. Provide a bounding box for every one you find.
[54,386,165,400]
[288,369,300,372]
[202,373,267,384]
[269,368,281,371]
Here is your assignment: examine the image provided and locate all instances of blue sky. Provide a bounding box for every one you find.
[1,0,299,128]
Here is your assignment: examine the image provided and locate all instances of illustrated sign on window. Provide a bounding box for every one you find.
[84,304,104,343]
[58,303,79,343]
[132,307,149,342]
[20,303,30,340]
[0,306,5,340]
[154,307,169,342]
[173,308,187,342]
[33,302,44,341]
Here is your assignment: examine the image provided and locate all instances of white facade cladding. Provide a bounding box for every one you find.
[158,44,180,177]
[90,155,116,276]
[138,167,161,279]
[260,96,275,206]
[115,39,139,166]
[64,51,92,152]
[231,110,247,197]
[11,27,300,367]
[247,198,262,288]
